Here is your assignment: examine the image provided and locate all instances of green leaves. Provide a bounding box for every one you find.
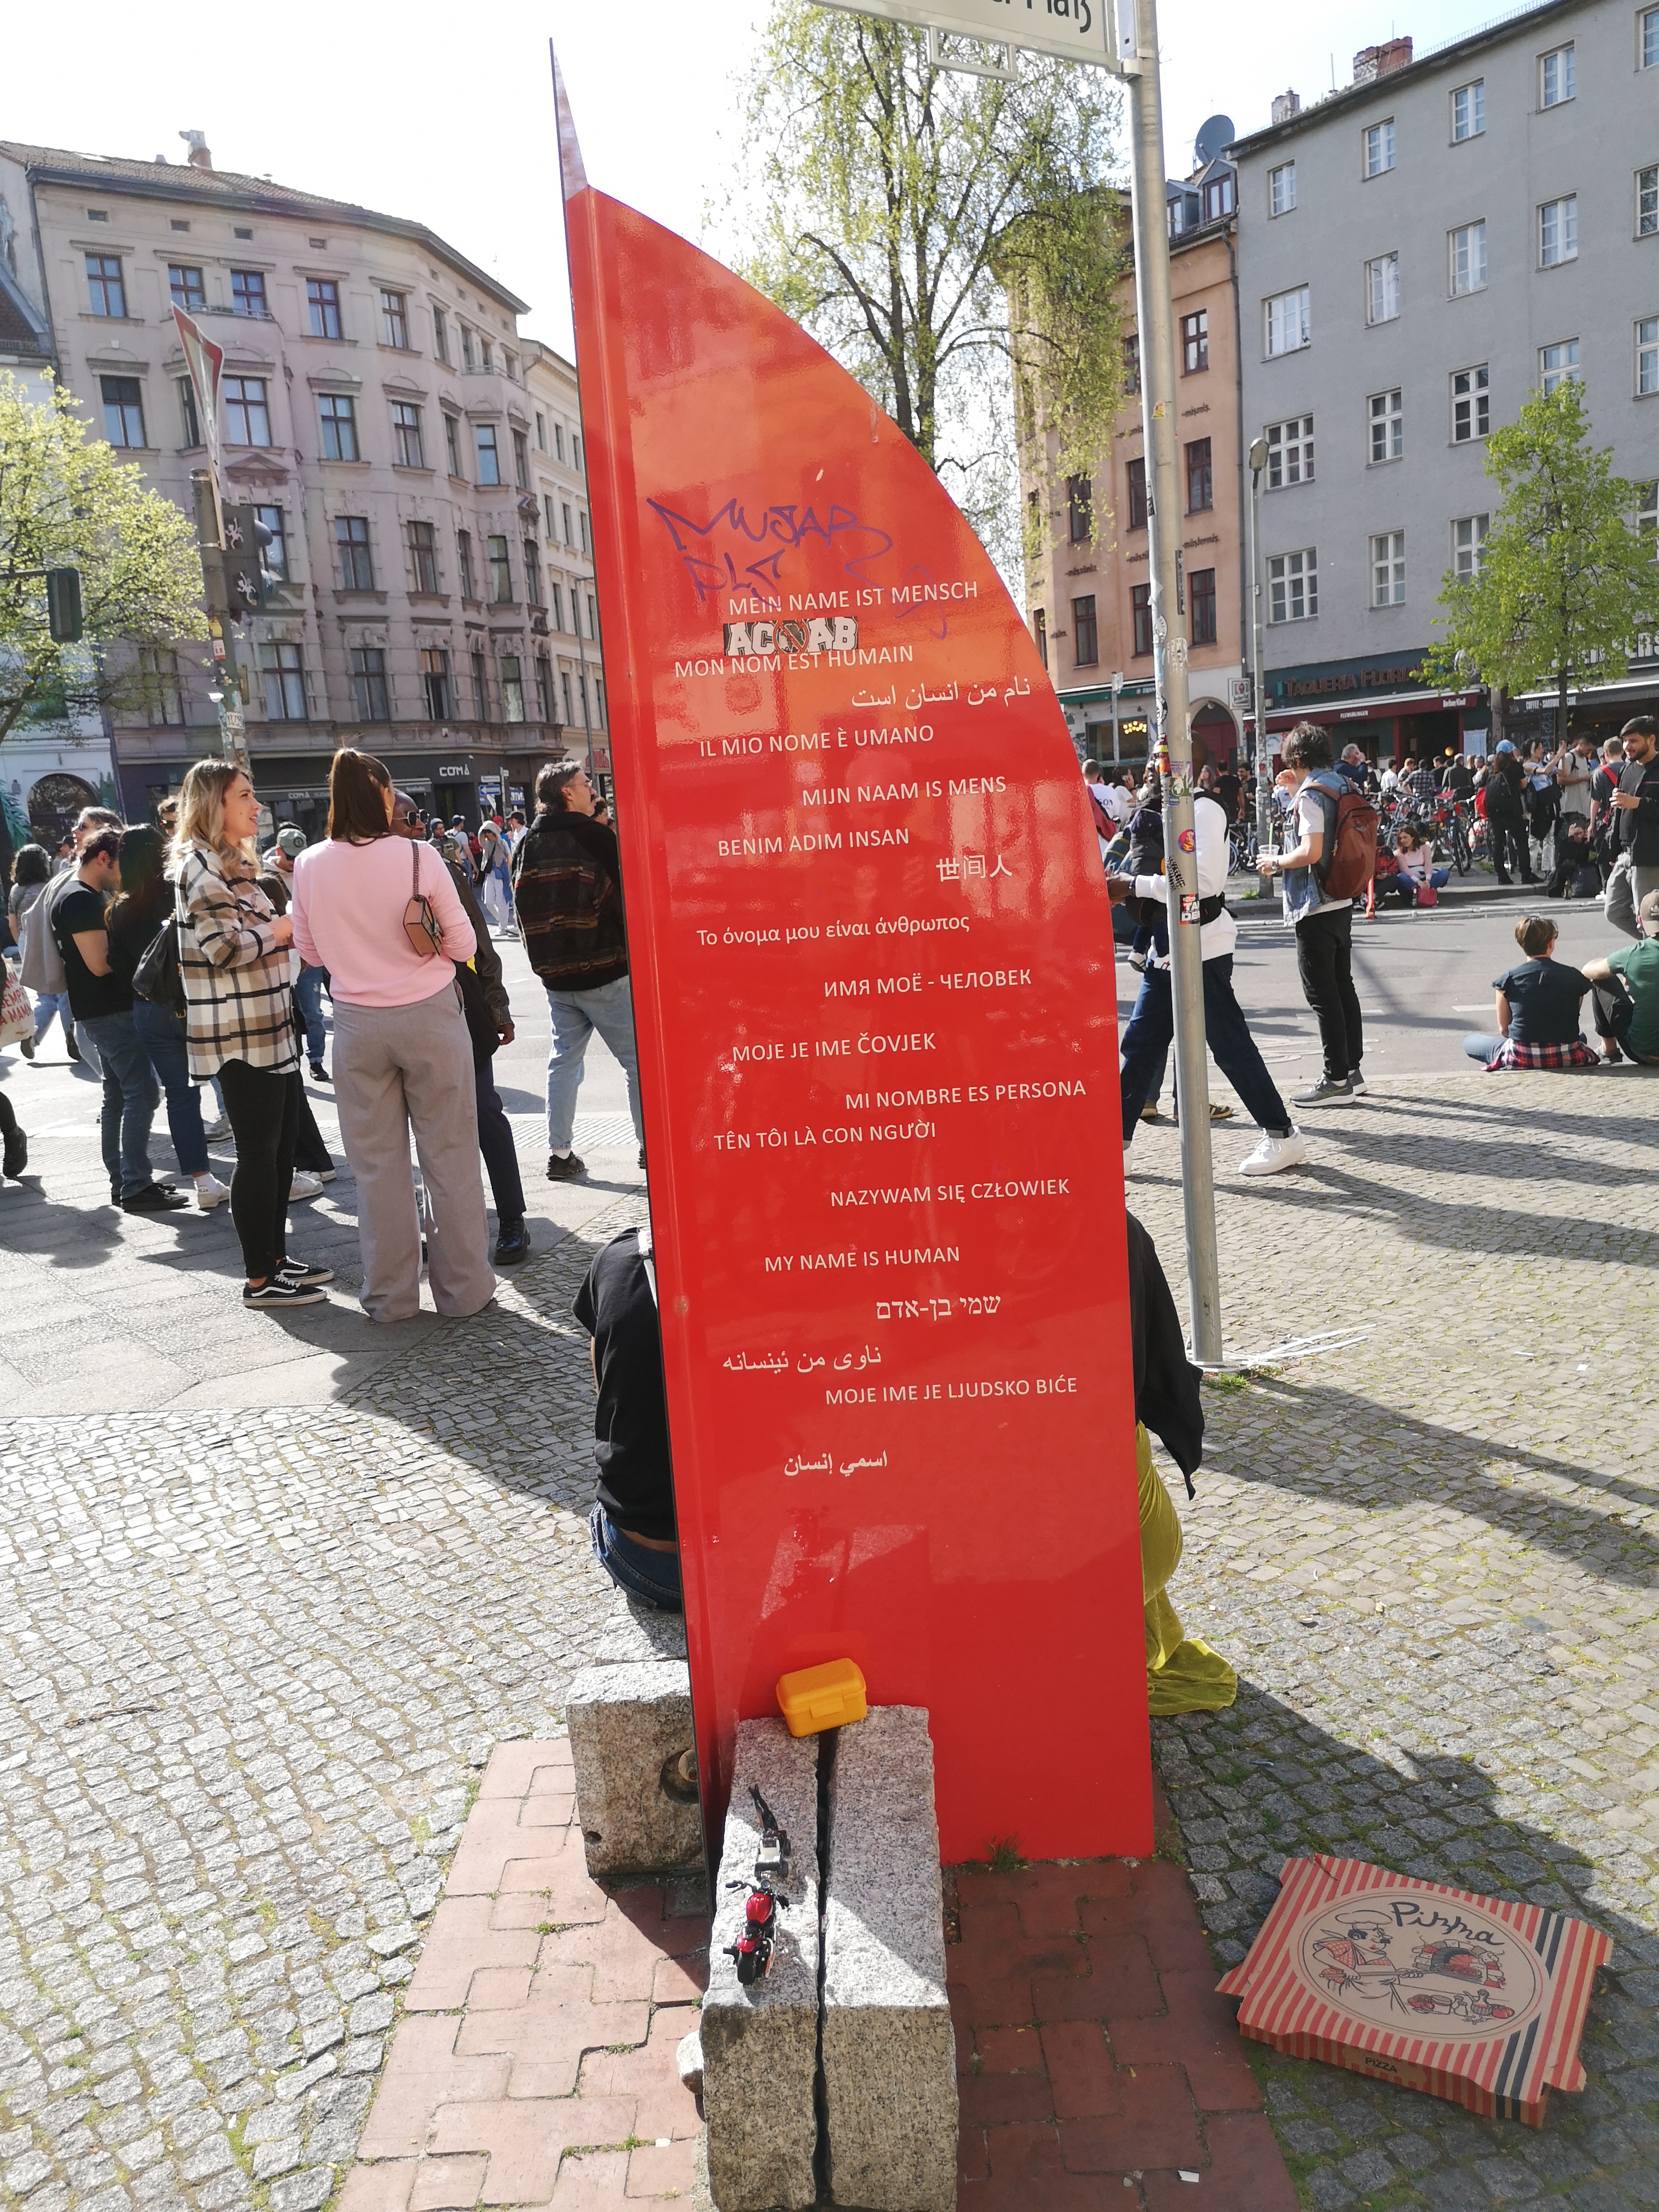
[0,370,207,743]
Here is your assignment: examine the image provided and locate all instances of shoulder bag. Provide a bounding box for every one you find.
[403,840,444,958]
[133,910,187,1014]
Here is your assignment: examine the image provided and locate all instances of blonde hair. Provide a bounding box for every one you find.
[169,759,254,872]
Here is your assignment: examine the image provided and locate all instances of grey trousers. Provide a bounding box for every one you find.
[1605,856,1659,939]
[332,985,495,1322]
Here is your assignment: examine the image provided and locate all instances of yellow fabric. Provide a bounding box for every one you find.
[1138,1422,1238,1715]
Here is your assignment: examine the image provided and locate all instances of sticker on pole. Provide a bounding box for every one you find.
[1179,894,1201,926]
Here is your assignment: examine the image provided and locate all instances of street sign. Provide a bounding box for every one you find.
[812,0,1133,69]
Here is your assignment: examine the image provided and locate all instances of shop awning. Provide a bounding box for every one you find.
[1266,687,1480,730]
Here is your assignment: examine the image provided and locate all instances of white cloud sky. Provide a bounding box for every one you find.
[5,0,1482,357]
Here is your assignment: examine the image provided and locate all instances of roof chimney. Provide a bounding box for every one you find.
[179,130,212,171]
[1270,88,1302,125]
[1353,37,1413,83]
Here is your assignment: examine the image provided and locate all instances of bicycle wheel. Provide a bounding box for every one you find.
[1452,814,1471,876]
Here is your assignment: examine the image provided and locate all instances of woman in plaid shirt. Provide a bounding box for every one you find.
[171,761,331,1309]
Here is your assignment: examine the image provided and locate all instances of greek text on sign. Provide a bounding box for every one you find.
[724,617,857,655]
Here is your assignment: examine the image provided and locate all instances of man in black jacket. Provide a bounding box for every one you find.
[1482,741,1533,885]
[1605,717,1659,939]
[512,759,646,1180]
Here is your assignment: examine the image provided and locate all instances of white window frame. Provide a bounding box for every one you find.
[1264,285,1311,357]
[1540,338,1581,394]
[1368,388,1403,463]
[1638,479,1659,545]
[1540,196,1579,268]
[1449,220,1487,295]
[1451,363,1491,442]
[1644,7,1659,69]
[1264,415,1314,488]
[1452,79,1486,141]
[1451,514,1489,579]
[1540,42,1575,107]
[1365,119,1397,177]
[1638,165,1658,239]
[1370,531,1406,608]
[1638,317,1659,396]
[1269,161,1297,215]
[1366,252,1401,324]
[1267,547,1318,623]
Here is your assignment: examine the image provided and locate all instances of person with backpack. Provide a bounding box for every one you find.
[1482,740,1534,885]
[8,843,76,1060]
[1257,721,1376,1107]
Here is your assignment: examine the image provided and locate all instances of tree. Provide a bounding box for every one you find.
[0,370,208,746]
[1422,380,1659,744]
[731,4,1124,569]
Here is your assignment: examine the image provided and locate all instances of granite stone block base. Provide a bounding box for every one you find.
[566,1660,702,1878]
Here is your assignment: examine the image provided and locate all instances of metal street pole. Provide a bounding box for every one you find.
[1126,0,1223,1364]
[1110,670,1122,769]
[190,469,248,768]
[573,572,596,784]
[1247,437,1272,869]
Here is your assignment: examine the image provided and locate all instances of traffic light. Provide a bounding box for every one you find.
[45,567,83,643]
[219,503,273,624]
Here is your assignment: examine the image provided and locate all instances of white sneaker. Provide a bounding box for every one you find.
[194,1172,231,1210]
[201,1114,232,1142]
[288,1171,324,1201]
[1240,1128,1307,1176]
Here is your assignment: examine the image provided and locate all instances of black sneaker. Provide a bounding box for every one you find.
[3,1127,26,1178]
[1292,1075,1352,1108]
[277,1259,336,1287]
[546,1151,587,1182]
[244,1277,327,1308]
[123,1183,192,1213]
[309,1060,329,1083]
[65,1034,80,1064]
[493,1218,530,1265]
[18,1033,33,1061]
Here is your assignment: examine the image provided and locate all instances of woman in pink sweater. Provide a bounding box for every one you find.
[292,750,494,1322]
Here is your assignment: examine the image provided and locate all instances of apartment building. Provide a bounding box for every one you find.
[1233,0,1659,759]
[0,134,604,831]
[1024,162,1247,777]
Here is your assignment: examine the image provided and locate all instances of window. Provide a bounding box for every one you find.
[1540,196,1578,267]
[474,423,502,485]
[1639,165,1658,239]
[408,520,439,594]
[513,428,531,491]
[1182,310,1209,372]
[1265,415,1314,487]
[1452,514,1489,578]
[100,376,144,448]
[1369,387,1404,462]
[335,515,374,591]
[1066,474,1093,542]
[1365,120,1396,177]
[1032,609,1047,667]
[138,648,185,728]
[169,220,190,234]
[177,376,201,449]
[1131,584,1153,658]
[222,376,271,448]
[544,493,557,539]
[535,411,547,451]
[443,412,462,476]
[1645,7,1659,66]
[420,648,452,720]
[1268,549,1317,622]
[487,534,513,602]
[523,541,542,604]
[380,289,410,348]
[255,506,287,580]
[391,401,425,468]
[1452,79,1486,140]
[586,590,598,639]
[1072,594,1099,667]
[465,648,487,715]
[231,268,267,319]
[457,530,475,598]
[307,278,342,338]
[1190,567,1217,646]
[1265,285,1310,356]
[1540,43,1575,106]
[580,512,591,555]
[351,646,390,721]
[1639,480,1659,542]
[1450,221,1487,295]
[234,226,253,241]
[561,670,575,722]
[550,580,564,631]
[478,338,492,372]
[168,264,205,311]
[501,654,526,723]
[85,254,126,318]
[317,393,358,461]
[1370,530,1406,607]
[554,421,566,460]
[433,305,450,363]
[1205,172,1235,222]
[1541,338,1580,393]
[261,642,307,721]
[460,323,476,371]
[536,654,553,721]
[1185,436,1213,513]
[1452,363,1490,440]
[1639,317,1659,395]
[1269,161,1297,215]
[1366,253,1400,324]
[504,350,518,382]
[1126,455,1148,531]
[86,208,108,223]
[1122,334,1141,394]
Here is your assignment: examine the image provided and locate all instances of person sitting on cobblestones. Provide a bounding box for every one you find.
[1461,914,1602,1071]
[1582,890,1659,1067]
[574,1220,680,1611]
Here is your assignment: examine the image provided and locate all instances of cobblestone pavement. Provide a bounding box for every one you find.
[1130,1071,1659,2209]
[0,1195,645,2212]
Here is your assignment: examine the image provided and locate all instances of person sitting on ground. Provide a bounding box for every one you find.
[1462,913,1600,1070]
[574,1219,680,1612]
[1582,889,1659,1066]
[1392,824,1450,907]
[1548,818,1602,901]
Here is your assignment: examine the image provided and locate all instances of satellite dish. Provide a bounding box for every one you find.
[1194,114,1236,167]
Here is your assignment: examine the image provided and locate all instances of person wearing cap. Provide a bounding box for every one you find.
[1603,717,1659,939]
[1483,740,1533,886]
[1583,890,1659,1065]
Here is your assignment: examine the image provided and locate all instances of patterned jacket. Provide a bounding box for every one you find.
[511,811,628,993]
[174,844,299,1080]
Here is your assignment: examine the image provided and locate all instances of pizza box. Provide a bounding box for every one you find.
[1216,1855,1611,2127]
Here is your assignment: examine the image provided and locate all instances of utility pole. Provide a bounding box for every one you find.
[574,571,597,785]
[1247,436,1272,866]
[1125,0,1223,1364]
[190,470,249,768]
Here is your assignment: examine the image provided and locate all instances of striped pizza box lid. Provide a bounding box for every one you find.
[1217,1857,1611,2118]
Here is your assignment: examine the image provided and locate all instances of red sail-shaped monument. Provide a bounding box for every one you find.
[556,57,1150,1860]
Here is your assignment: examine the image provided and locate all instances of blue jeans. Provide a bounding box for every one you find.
[79,1009,159,1198]
[295,966,328,1064]
[132,999,208,1176]
[31,989,73,1045]
[1463,1034,1505,1065]
[1120,956,1293,1142]
[589,1502,683,1612]
[546,974,645,1151]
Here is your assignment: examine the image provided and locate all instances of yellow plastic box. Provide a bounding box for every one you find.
[775,1658,868,1738]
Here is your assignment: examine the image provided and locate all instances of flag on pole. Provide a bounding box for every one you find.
[173,306,226,527]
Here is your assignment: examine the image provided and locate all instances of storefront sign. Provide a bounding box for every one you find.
[559,62,1149,1861]
[435,763,470,782]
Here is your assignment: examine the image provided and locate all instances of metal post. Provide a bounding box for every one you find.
[574,570,596,782]
[1247,438,1272,870]
[191,469,248,768]
[1125,0,1223,1364]
[1110,670,1122,768]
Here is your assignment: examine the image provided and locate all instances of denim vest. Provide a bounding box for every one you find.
[1281,772,1343,925]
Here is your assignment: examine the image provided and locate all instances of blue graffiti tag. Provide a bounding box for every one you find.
[647,497,896,607]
